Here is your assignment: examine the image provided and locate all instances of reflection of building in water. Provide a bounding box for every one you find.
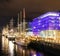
[2,25,9,53]
[9,41,14,56]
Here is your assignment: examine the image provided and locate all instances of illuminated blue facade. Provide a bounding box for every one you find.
[31,12,60,35]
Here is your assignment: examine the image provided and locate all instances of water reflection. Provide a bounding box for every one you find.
[2,36,4,50]
[30,49,44,56]
[2,36,44,56]
[9,41,14,56]
[30,52,44,56]
[2,36,9,54]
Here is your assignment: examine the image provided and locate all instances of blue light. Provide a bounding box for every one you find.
[31,12,60,35]
[30,52,41,56]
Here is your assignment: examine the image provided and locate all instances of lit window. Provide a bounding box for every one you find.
[38,23,40,25]
[59,24,60,26]
[33,27,36,29]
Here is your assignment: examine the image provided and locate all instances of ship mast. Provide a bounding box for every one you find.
[17,11,23,33]
[10,17,14,30]
[20,11,23,33]
[17,12,20,32]
[23,8,26,32]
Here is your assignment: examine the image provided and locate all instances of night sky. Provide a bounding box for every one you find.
[0,0,60,16]
[0,0,60,27]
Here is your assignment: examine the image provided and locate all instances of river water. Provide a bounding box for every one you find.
[1,36,45,56]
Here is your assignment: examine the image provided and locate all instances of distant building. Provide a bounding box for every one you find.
[31,12,60,38]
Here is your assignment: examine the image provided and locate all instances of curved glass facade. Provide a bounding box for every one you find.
[31,12,60,38]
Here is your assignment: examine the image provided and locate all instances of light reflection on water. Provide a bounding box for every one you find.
[2,36,4,50]
[2,36,9,54]
[9,41,14,56]
[2,36,44,56]
[30,49,44,56]
[30,52,44,56]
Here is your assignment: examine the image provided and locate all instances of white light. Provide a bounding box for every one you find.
[40,12,59,18]
[10,29,14,32]
[38,20,41,22]
[59,24,60,26]
[26,32,34,36]
[9,41,14,56]
[33,54,37,56]
[33,27,36,29]
[7,35,15,38]
[58,17,60,20]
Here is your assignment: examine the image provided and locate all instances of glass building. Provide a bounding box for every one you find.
[31,12,60,39]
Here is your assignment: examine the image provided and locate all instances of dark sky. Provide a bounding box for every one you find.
[0,0,60,27]
[0,0,60,16]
